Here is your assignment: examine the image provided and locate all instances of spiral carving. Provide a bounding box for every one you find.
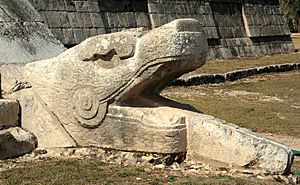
[73,87,107,128]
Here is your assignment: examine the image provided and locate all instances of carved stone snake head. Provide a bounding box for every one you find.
[22,19,208,152]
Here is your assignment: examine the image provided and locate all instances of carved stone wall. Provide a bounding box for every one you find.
[28,0,294,59]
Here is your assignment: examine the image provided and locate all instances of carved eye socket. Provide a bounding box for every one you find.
[92,53,101,60]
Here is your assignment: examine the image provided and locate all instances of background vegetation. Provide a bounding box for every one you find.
[279,0,300,32]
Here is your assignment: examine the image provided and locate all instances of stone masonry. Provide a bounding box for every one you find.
[28,0,294,59]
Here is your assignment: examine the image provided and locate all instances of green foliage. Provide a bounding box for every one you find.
[279,0,300,32]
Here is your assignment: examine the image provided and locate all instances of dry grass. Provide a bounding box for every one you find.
[0,159,280,185]
[292,37,300,49]
[164,71,300,136]
[185,52,300,76]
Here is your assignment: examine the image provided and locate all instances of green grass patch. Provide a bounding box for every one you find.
[0,159,279,185]
[164,71,300,136]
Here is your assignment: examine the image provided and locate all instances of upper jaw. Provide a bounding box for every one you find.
[113,19,208,106]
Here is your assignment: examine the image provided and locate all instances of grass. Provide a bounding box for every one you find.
[0,159,280,185]
[292,37,300,49]
[164,71,300,136]
[185,52,300,75]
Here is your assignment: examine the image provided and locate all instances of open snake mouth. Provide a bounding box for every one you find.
[114,57,203,113]
[109,29,207,112]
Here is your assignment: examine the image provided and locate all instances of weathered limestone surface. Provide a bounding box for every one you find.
[185,112,292,173]
[0,0,65,64]
[7,19,293,173]
[0,127,37,159]
[0,64,26,94]
[8,89,76,148]
[0,99,19,129]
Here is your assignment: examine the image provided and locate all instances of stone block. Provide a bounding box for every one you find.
[68,13,93,28]
[75,1,90,12]
[97,28,106,35]
[90,13,104,28]
[166,14,176,23]
[106,12,119,28]
[117,12,129,28]
[88,2,100,13]
[51,28,65,43]
[64,0,76,11]
[164,3,175,14]
[110,28,118,33]
[135,12,150,28]
[83,28,95,39]
[218,27,234,38]
[126,12,137,28]
[0,127,37,159]
[188,3,198,15]
[232,27,246,38]
[273,7,282,15]
[149,13,167,28]
[237,46,246,56]
[60,11,71,28]
[89,28,98,37]
[38,11,49,25]
[186,112,293,173]
[202,15,215,27]
[30,0,47,11]
[148,3,164,13]
[46,11,63,28]
[218,47,233,58]
[45,0,66,11]
[7,89,76,148]
[73,28,85,43]
[203,27,218,39]
[81,13,93,28]
[68,12,79,28]
[0,100,19,129]
[248,26,261,37]
[62,29,76,45]
[258,44,269,55]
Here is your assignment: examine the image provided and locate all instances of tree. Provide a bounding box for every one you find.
[279,0,300,32]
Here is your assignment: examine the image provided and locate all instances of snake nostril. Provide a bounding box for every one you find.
[93,53,100,59]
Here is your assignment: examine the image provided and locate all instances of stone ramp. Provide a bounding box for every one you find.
[0,0,65,64]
